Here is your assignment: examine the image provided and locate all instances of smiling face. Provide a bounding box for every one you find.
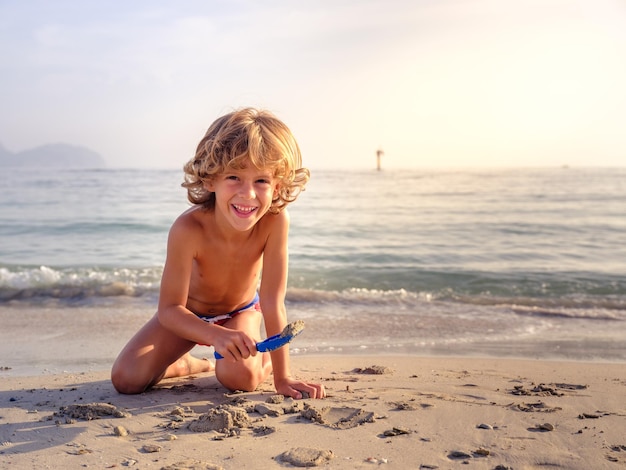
[204,165,278,232]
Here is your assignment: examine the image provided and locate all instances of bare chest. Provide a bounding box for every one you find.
[187,238,264,313]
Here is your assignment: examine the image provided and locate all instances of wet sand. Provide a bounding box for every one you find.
[1,305,625,468]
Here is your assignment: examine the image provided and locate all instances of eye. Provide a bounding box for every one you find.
[226,175,239,181]
[256,174,274,184]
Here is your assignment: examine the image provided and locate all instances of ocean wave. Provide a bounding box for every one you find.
[286,287,625,320]
[1,266,625,322]
[0,265,161,303]
[510,305,623,321]
[446,293,626,313]
[286,287,433,305]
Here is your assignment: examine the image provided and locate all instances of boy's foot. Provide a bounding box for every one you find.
[165,353,214,378]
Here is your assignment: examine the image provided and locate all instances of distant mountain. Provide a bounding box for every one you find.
[0,142,106,168]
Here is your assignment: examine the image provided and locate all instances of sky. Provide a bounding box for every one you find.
[1,0,625,169]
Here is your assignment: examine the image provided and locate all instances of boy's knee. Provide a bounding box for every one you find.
[111,367,146,395]
[217,365,263,393]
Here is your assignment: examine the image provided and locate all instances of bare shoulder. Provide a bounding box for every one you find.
[263,208,290,228]
[259,208,289,238]
[169,206,209,242]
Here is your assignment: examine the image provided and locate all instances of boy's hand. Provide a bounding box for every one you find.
[275,377,326,399]
[212,328,258,362]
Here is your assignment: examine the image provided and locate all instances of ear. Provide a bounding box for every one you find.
[273,182,281,198]
[203,178,215,192]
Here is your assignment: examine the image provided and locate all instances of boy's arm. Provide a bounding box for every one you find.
[259,210,291,383]
[157,216,211,344]
[260,210,325,399]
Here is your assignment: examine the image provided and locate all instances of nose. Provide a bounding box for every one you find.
[238,181,255,199]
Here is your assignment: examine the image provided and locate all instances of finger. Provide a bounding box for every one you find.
[307,385,321,399]
[238,338,257,359]
[244,338,258,357]
[304,383,325,399]
[237,345,249,360]
[291,383,323,400]
[280,384,302,400]
[226,344,242,362]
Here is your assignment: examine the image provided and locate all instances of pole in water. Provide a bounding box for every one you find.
[376,148,384,171]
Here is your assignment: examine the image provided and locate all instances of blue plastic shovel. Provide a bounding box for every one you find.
[214,320,305,359]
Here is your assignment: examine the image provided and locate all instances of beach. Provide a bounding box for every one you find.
[1,168,625,468]
[1,306,625,469]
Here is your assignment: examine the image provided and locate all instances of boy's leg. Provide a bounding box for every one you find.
[111,313,211,394]
[215,309,273,392]
[163,352,214,379]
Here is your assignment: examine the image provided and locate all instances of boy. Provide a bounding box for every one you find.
[111,108,325,400]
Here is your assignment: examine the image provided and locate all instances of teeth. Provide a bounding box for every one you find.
[234,205,255,213]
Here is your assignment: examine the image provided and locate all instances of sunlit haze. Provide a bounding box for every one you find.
[1,0,625,169]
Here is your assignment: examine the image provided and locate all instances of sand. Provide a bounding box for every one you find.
[1,305,624,468]
[1,355,625,469]
[280,320,305,339]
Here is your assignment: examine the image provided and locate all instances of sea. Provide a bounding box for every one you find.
[1,167,625,362]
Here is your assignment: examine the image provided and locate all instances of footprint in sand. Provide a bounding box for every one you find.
[300,404,375,429]
[353,365,393,375]
[55,403,130,420]
[277,447,334,467]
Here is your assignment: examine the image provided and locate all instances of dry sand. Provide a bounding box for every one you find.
[1,355,625,469]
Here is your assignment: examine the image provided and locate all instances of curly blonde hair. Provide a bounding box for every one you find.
[182,108,310,214]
